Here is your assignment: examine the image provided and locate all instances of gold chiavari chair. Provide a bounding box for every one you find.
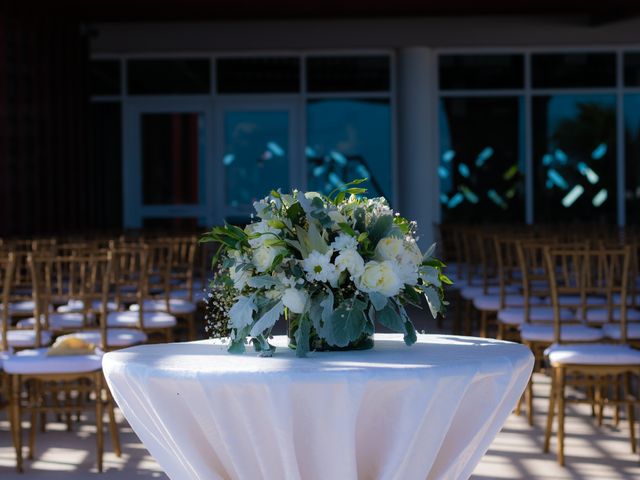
[543,246,640,465]
[127,239,198,340]
[516,241,601,426]
[4,253,121,472]
[1,253,15,423]
[107,246,177,343]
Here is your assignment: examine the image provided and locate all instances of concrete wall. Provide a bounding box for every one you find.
[91,16,640,53]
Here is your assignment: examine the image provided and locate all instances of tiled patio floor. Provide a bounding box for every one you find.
[1,373,639,479]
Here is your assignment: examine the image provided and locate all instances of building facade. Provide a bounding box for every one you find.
[3,10,640,244]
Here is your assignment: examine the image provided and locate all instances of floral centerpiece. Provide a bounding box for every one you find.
[201,180,449,357]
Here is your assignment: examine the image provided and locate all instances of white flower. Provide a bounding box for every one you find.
[282,288,308,314]
[302,250,338,284]
[330,233,358,252]
[357,260,403,297]
[253,246,282,273]
[375,237,422,285]
[246,220,280,248]
[264,289,281,300]
[375,237,406,262]
[335,249,365,279]
[276,272,298,288]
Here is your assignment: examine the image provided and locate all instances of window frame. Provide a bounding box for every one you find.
[435,46,640,226]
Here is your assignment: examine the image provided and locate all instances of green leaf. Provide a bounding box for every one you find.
[334,191,345,205]
[368,292,388,311]
[440,274,453,285]
[402,285,423,307]
[247,275,281,289]
[367,214,394,245]
[294,313,311,357]
[354,208,366,232]
[357,232,368,243]
[328,298,367,347]
[423,258,446,268]
[306,222,329,254]
[423,243,436,260]
[286,202,306,225]
[228,295,256,330]
[376,302,405,332]
[403,320,417,346]
[227,338,247,354]
[250,301,284,337]
[422,285,442,319]
[345,187,367,195]
[338,222,357,237]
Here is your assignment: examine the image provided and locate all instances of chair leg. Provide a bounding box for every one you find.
[11,375,23,473]
[106,388,122,457]
[95,374,104,473]
[557,367,566,466]
[625,372,637,454]
[544,368,556,453]
[527,375,534,426]
[479,310,488,338]
[187,313,196,341]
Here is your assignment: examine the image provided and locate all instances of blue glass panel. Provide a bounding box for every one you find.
[625,94,640,224]
[533,95,616,223]
[224,111,290,207]
[439,97,524,223]
[306,99,391,199]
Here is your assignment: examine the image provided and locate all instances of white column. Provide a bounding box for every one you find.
[397,47,440,250]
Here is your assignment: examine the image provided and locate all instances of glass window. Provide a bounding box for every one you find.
[533,95,616,223]
[223,110,290,207]
[306,56,390,92]
[439,54,524,90]
[532,53,616,88]
[143,217,201,230]
[439,97,525,223]
[216,58,300,93]
[306,99,392,199]
[625,95,640,224]
[89,60,121,95]
[141,113,205,205]
[127,59,210,95]
[624,52,640,87]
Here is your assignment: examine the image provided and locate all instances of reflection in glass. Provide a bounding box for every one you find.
[224,111,289,207]
[625,95,640,224]
[141,113,204,205]
[533,95,616,223]
[306,57,390,92]
[217,58,300,93]
[439,97,524,223]
[624,53,640,87]
[306,99,391,199]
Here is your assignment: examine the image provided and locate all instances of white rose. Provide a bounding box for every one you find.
[375,237,406,262]
[357,260,403,297]
[335,249,365,279]
[246,220,280,248]
[282,288,308,314]
[253,246,281,273]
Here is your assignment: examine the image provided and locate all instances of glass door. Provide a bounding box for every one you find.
[123,99,213,229]
[214,99,301,223]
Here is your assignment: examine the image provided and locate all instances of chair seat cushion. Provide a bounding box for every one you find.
[498,306,575,325]
[461,285,519,300]
[4,301,53,315]
[520,324,603,342]
[585,308,640,324]
[107,311,177,329]
[602,323,640,340]
[612,293,640,306]
[2,347,103,375]
[17,313,94,330]
[129,299,197,314]
[473,294,543,311]
[56,329,148,348]
[556,295,607,306]
[0,329,53,348]
[170,289,207,303]
[57,299,119,313]
[545,343,640,366]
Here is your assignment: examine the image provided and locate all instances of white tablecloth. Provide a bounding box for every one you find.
[102,334,533,480]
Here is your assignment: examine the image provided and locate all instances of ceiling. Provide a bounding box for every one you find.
[8,1,640,22]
